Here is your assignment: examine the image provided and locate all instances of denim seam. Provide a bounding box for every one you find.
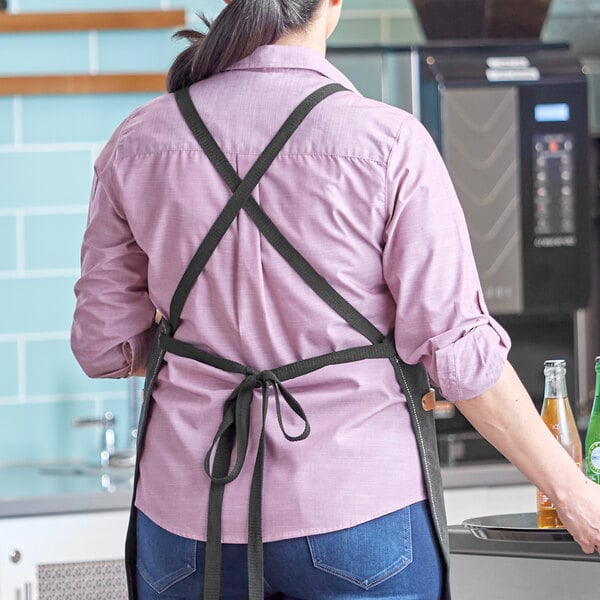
[137,542,197,594]
[306,510,413,591]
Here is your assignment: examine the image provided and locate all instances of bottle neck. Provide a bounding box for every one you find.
[593,364,600,413]
[544,368,568,399]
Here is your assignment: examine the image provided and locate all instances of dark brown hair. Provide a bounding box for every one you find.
[167,0,325,92]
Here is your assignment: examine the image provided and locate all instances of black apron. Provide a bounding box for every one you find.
[125,83,451,599]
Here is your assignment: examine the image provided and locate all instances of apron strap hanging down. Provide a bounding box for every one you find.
[175,83,373,600]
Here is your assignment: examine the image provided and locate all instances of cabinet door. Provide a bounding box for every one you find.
[0,510,129,600]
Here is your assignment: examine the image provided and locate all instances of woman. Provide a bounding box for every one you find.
[71,1,600,598]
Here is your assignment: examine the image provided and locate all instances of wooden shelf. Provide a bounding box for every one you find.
[0,73,168,95]
[0,9,186,33]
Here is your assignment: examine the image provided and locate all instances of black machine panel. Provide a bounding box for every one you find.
[519,83,590,311]
[418,42,591,314]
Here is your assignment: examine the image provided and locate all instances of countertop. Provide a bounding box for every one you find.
[0,460,528,520]
[0,462,134,519]
[449,523,600,562]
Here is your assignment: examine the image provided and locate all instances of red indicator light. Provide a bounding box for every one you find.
[548,140,559,153]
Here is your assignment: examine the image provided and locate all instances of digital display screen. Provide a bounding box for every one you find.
[534,103,570,123]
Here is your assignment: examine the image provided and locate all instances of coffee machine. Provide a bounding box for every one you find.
[417,38,593,462]
[328,0,598,464]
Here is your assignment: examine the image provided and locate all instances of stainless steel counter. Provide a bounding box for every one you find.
[441,461,528,489]
[0,463,133,519]
[0,460,527,519]
[449,523,600,599]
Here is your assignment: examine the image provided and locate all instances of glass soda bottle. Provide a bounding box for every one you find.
[536,359,582,528]
[585,357,600,484]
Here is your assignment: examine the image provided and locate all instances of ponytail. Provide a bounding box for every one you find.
[167,0,324,92]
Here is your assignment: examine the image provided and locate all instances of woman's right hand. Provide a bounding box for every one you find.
[456,361,600,555]
[556,476,600,554]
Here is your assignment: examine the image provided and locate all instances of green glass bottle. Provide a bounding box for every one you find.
[585,356,600,484]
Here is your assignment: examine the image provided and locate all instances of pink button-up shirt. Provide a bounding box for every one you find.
[71,45,510,542]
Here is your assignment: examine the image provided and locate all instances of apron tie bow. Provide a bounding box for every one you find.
[201,368,311,599]
[203,368,310,486]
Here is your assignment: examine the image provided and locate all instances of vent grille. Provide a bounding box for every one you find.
[37,560,127,600]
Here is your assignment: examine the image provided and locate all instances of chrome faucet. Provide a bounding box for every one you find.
[73,411,116,468]
[72,377,142,468]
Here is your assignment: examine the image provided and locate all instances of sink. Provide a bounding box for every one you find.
[39,463,132,477]
[38,461,134,492]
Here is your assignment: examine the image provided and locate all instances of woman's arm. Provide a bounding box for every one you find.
[71,119,157,379]
[456,361,600,553]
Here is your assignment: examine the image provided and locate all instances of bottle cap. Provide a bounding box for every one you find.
[544,359,566,368]
[595,356,600,365]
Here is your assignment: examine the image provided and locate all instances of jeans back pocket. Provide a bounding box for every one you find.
[306,506,413,590]
[136,510,198,594]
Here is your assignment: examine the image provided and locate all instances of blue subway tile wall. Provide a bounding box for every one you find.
[0,2,178,465]
[0,217,17,270]
[96,29,185,73]
[0,342,19,398]
[25,339,126,396]
[1,400,99,464]
[0,97,14,144]
[0,32,90,75]
[24,213,87,270]
[0,151,94,208]
[17,0,163,10]
[21,94,158,144]
[4,277,79,334]
[1,0,599,465]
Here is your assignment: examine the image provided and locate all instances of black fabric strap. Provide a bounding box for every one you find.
[171,84,400,600]
[174,84,357,600]
[174,84,385,345]
[159,333,396,384]
[171,83,349,333]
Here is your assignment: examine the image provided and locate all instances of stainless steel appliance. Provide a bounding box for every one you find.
[327,0,599,463]
[417,41,590,316]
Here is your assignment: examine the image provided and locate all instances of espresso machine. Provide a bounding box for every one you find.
[328,0,599,463]
[416,39,594,463]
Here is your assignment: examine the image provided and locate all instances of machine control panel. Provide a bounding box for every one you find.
[532,133,576,247]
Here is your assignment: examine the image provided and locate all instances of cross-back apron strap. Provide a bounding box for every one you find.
[175,83,378,600]
[173,83,385,346]
[164,84,449,600]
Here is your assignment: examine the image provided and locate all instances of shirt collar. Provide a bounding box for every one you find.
[224,44,359,93]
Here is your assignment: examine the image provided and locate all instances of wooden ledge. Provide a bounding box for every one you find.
[0,73,168,95]
[0,9,186,33]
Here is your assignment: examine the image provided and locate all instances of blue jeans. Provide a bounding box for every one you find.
[136,500,443,599]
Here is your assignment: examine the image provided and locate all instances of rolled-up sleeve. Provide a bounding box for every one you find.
[71,121,156,378]
[383,115,511,402]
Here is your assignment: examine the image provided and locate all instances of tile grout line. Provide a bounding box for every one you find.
[0,206,88,217]
[0,331,71,343]
[13,96,23,147]
[17,335,26,402]
[15,209,25,275]
[0,268,80,280]
[0,391,126,406]
[0,142,108,153]
[88,31,99,75]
